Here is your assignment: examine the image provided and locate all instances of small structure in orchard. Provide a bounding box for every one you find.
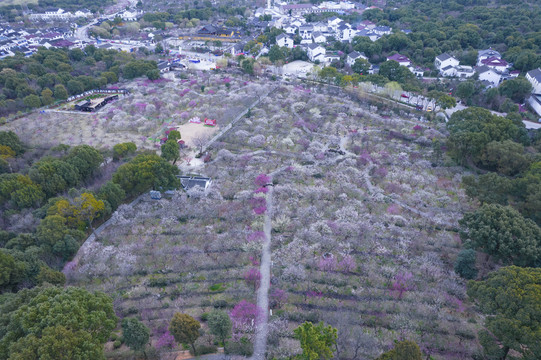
[177,175,212,192]
[74,95,119,112]
[204,118,216,126]
[150,190,162,200]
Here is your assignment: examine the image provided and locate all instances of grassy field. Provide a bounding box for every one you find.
[64,79,481,359]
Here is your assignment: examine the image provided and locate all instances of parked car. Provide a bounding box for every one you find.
[401,93,409,98]
[426,106,433,112]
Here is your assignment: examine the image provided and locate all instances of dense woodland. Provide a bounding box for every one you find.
[357,0,541,69]
[0,47,158,118]
[0,130,179,359]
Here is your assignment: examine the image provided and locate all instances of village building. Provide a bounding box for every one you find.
[306,43,325,62]
[477,48,502,66]
[276,33,294,48]
[347,51,368,66]
[526,68,541,93]
[434,53,459,71]
[387,53,411,67]
[476,65,502,87]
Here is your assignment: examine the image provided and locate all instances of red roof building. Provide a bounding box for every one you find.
[204,118,216,126]
[386,53,411,66]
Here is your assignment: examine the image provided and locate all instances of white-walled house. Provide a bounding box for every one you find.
[339,27,357,42]
[434,53,459,71]
[440,65,457,77]
[74,10,92,17]
[312,32,327,44]
[347,51,367,66]
[324,52,340,65]
[29,8,73,20]
[299,25,314,40]
[120,10,140,21]
[276,33,294,48]
[528,94,541,117]
[526,68,541,93]
[477,65,501,87]
[455,65,475,78]
[327,16,342,27]
[313,21,328,32]
[387,53,411,67]
[283,24,296,34]
[359,20,376,30]
[307,43,325,62]
[373,26,392,36]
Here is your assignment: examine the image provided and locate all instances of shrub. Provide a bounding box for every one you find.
[122,306,139,317]
[454,249,478,280]
[148,276,169,287]
[209,283,227,292]
[200,313,209,322]
[113,340,122,349]
[213,299,228,309]
[170,286,182,300]
[112,142,137,160]
[194,344,218,355]
[225,338,253,356]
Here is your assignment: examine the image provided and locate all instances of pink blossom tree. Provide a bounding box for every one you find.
[270,288,288,309]
[246,231,265,243]
[230,300,261,339]
[155,330,176,349]
[389,272,414,299]
[338,255,356,273]
[250,196,266,215]
[254,174,271,187]
[317,256,337,272]
[244,267,261,291]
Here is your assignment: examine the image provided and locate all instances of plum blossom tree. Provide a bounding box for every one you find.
[270,288,288,309]
[317,256,337,272]
[244,267,261,290]
[337,255,356,273]
[390,272,414,299]
[255,174,271,187]
[230,300,261,339]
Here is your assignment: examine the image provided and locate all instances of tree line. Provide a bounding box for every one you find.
[0,132,178,292]
[358,1,540,70]
[445,107,541,360]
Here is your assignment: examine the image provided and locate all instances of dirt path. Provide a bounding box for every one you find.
[252,166,290,360]
[252,179,273,360]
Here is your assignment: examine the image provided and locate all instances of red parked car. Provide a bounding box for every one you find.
[401,93,409,98]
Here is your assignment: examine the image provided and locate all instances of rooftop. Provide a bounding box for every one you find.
[436,53,452,61]
[387,53,410,63]
[527,68,541,82]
